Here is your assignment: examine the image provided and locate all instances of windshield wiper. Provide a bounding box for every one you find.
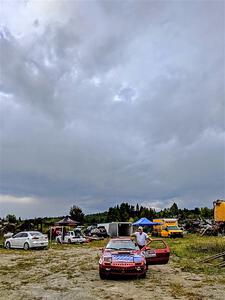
[106,247,119,250]
[118,248,134,250]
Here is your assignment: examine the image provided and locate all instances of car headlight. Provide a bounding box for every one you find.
[133,256,142,263]
[103,256,112,263]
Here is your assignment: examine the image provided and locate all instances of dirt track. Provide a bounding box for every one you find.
[0,245,224,300]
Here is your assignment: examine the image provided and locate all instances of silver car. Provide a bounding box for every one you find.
[4,231,48,250]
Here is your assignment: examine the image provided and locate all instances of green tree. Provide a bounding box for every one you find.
[136,203,140,218]
[5,214,17,223]
[200,207,213,219]
[69,205,84,223]
[194,207,201,216]
[119,203,130,221]
[170,202,179,217]
[108,207,120,222]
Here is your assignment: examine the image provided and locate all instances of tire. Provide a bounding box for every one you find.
[5,241,11,249]
[68,239,71,244]
[138,272,146,279]
[99,271,107,280]
[23,242,30,250]
[56,238,61,244]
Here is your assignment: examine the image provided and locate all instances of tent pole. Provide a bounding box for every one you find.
[50,227,52,242]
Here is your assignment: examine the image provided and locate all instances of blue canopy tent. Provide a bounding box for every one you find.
[132,217,159,226]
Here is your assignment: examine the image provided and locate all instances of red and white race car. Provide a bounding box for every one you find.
[99,237,170,279]
[99,238,147,279]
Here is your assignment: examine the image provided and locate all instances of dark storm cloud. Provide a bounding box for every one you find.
[0,0,224,217]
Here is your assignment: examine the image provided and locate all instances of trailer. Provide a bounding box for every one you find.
[97,222,133,237]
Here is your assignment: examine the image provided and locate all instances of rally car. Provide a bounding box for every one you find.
[99,237,170,279]
[99,238,147,279]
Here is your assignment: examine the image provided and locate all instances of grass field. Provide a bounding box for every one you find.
[0,234,224,300]
[166,235,225,275]
[1,234,225,275]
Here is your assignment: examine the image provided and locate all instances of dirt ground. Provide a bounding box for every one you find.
[0,245,224,300]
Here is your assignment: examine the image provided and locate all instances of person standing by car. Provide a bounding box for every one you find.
[133,226,150,249]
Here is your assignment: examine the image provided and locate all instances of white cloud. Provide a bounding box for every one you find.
[0,195,37,204]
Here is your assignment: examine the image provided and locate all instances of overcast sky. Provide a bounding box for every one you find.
[0,0,224,219]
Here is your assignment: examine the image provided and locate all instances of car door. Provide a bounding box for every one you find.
[143,239,170,265]
[19,232,28,248]
[11,232,23,248]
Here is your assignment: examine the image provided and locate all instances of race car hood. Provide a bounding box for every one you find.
[103,250,143,263]
[111,253,143,263]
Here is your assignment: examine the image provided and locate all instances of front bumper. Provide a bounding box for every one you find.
[169,233,183,238]
[99,264,146,276]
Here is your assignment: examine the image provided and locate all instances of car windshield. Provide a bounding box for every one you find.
[30,232,42,236]
[166,226,179,230]
[106,240,138,250]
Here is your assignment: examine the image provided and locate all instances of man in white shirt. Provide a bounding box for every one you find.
[133,226,150,249]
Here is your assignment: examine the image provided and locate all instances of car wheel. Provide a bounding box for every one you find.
[68,239,71,244]
[99,271,107,280]
[138,272,146,279]
[56,238,61,244]
[5,241,11,249]
[23,242,30,250]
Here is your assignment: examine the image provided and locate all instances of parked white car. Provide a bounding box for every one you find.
[4,231,48,250]
[56,230,88,244]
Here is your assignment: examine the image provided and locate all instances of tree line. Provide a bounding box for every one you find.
[2,202,213,226]
[83,202,213,225]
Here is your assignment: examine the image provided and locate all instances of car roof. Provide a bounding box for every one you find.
[109,237,132,241]
[18,231,41,234]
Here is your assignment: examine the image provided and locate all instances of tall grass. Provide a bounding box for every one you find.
[167,235,225,274]
[167,235,225,257]
[186,236,225,254]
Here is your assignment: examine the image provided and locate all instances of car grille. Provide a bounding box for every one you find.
[109,268,144,273]
[113,263,134,267]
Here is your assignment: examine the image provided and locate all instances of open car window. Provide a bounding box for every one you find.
[147,240,168,249]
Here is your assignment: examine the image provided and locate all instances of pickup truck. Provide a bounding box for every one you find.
[56,230,88,244]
